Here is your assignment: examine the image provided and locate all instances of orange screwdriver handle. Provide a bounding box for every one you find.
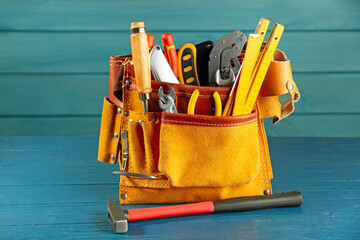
[161,33,178,78]
[130,22,152,113]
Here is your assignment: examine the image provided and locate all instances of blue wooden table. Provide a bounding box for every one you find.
[1,137,359,239]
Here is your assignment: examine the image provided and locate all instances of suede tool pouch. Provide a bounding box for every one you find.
[98,49,300,204]
[159,112,260,188]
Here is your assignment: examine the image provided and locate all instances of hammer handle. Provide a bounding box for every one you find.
[126,191,302,221]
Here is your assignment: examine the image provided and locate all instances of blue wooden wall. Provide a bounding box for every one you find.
[0,0,359,137]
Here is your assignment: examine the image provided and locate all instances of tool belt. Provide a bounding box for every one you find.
[98,49,300,204]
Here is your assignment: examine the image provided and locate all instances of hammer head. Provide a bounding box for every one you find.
[107,198,128,233]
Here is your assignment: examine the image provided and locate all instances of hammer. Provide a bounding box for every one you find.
[108,190,302,233]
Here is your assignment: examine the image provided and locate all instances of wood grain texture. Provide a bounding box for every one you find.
[0,0,359,31]
[0,73,358,116]
[1,31,359,73]
[0,0,359,137]
[0,114,359,137]
[0,136,359,239]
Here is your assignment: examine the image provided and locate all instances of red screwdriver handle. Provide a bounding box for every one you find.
[161,33,178,78]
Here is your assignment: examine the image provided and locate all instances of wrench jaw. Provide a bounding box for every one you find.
[158,86,178,113]
[215,68,235,87]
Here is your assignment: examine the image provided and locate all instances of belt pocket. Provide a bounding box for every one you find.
[98,98,122,164]
[159,111,260,188]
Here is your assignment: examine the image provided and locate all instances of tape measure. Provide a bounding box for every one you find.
[241,23,284,115]
[178,43,200,86]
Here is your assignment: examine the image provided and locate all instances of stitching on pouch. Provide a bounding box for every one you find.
[125,180,128,198]
[162,119,256,127]
[257,120,266,190]
[260,122,270,189]
[125,62,133,174]
[122,182,169,187]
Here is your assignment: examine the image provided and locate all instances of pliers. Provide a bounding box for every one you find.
[187,89,222,116]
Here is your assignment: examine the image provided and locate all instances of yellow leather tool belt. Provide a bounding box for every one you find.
[98,49,300,204]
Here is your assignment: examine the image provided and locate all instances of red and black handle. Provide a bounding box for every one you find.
[125,191,302,221]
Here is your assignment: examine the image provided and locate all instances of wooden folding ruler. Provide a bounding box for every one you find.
[222,18,270,116]
[231,18,270,116]
[240,23,284,115]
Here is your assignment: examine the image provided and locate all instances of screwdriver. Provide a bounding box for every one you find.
[161,33,178,78]
[130,22,152,114]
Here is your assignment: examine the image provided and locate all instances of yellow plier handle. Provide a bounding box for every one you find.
[213,92,222,116]
[187,90,222,116]
[187,89,199,115]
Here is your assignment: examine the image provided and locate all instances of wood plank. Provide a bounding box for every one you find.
[0,74,107,115]
[264,114,360,137]
[1,72,359,115]
[0,137,359,238]
[1,137,359,186]
[0,198,358,239]
[293,72,360,114]
[0,114,359,137]
[0,32,359,73]
[1,0,359,31]
[0,116,101,136]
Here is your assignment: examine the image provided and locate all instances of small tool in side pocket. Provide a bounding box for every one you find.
[149,45,180,84]
[178,43,200,86]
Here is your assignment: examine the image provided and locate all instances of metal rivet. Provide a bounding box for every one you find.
[121,130,127,138]
[129,119,133,123]
[125,79,131,86]
[289,83,294,90]
[117,108,122,114]
[139,120,143,126]
[110,155,116,161]
[153,117,158,124]
[121,193,128,199]
[114,133,119,139]
[124,110,129,117]
[264,189,270,195]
